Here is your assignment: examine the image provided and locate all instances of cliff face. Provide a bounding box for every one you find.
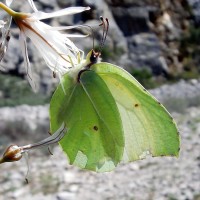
[0,0,199,93]
[104,0,197,76]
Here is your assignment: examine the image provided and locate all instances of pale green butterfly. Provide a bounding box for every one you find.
[49,18,180,172]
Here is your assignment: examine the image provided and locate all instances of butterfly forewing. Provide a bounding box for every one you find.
[50,70,124,172]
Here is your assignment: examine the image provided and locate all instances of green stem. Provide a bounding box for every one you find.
[0,2,17,16]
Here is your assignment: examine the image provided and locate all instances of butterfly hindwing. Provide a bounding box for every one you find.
[91,62,180,162]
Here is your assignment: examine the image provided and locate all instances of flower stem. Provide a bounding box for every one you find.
[0,2,17,16]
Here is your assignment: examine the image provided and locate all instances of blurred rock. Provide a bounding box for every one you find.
[0,80,199,200]
[0,2,199,199]
[0,90,3,98]
[187,0,200,25]
[128,33,168,75]
[56,0,74,8]
[111,7,149,36]
[1,0,198,94]
[38,0,57,8]
[57,192,76,200]
[150,79,200,102]
[0,105,49,144]
[84,0,105,9]
[1,36,22,72]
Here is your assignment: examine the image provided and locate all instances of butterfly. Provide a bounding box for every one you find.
[49,17,180,172]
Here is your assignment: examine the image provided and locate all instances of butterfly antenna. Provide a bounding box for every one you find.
[104,18,109,45]
[99,16,105,44]
[99,16,105,52]
[99,17,109,52]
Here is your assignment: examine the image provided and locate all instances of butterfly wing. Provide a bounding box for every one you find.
[91,62,180,162]
[50,70,124,172]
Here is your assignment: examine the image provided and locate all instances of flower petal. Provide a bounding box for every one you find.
[25,21,81,69]
[6,0,13,6]
[64,33,89,38]
[19,32,36,92]
[27,0,38,12]
[32,7,90,20]
[48,25,89,31]
[23,24,72,74]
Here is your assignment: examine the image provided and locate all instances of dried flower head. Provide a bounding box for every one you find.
[0,123,66,164]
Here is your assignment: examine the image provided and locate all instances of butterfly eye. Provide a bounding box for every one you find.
[90,50,99,63]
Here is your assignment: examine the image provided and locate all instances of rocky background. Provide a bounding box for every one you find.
[1,0,200,94]
[0,0,200,200]
[0,80,200,200]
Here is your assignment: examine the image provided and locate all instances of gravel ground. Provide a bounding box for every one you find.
[0,81,200,200]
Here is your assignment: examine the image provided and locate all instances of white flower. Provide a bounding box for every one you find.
[5,0,13,7]
[0,2,90,91]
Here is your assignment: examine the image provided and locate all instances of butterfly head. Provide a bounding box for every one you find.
[84,16,109,68]
[86,49,101,65]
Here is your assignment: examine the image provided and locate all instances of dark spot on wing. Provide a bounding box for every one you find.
[134,103,139,107]
[93,125,98,131]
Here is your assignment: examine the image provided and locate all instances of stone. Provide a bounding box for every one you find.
[0,105,49,142]
[111,7,149,36]
[0,90,3,98]
[1,36,22,72]
[0,0,197,94]
[84,0,105,9]
[57,0,74,8]
[68,184,79,192]
[127,33,169,76]
[38,0,58,10]
[1,81,200,199]
[105,0,146,7]
[57,192,76,200]
[187,0,200,25]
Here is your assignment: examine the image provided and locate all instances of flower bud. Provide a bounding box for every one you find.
[0,145,23,164]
